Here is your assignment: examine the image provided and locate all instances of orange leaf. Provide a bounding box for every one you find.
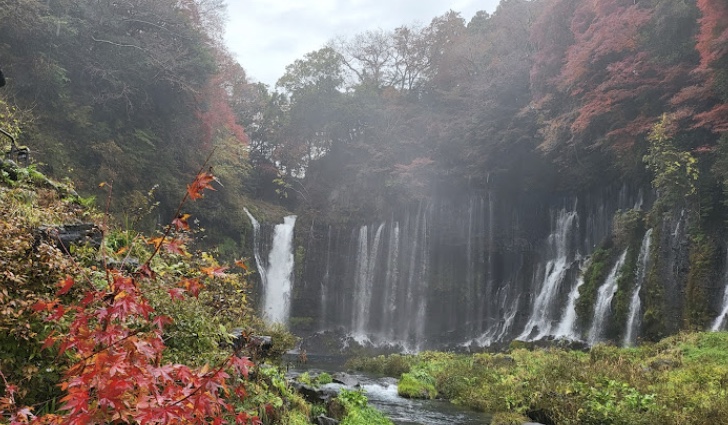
[147,236,165,249]
[201,265,229,278]
[234,259,248,271]
[32,300,55,312]
[186,171,217,200]
[57,276,75,296]
[180,279,204,297]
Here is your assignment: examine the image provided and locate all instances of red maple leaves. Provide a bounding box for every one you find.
[1,168,261,425]
[187,171,217,201]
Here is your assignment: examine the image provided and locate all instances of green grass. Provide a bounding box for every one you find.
[355,332,728,425]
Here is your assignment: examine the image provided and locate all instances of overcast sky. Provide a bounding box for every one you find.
[224,0,502,88]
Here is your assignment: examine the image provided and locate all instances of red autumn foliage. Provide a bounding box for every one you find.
[0,169,260,425]
[197,52,250,148]
[696,0,728,68]
[675,0,728,132]
[560,0,651,94]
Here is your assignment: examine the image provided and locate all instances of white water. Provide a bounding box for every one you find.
[711,292,728,331]
[710,249,728,331]
[244,208,267,290]
[553,272,585,339]
[320,226,332,328]
[519,209,578,340]
[382,222,400,338]
[407,204,429,350]
[623,229,653,346]
[588,250,628,345]
[352,223,385,338]
[262,215,297,325]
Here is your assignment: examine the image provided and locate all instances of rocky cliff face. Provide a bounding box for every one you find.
[248,180,725,353]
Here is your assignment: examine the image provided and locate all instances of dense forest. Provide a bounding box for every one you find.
[2,0,727,241]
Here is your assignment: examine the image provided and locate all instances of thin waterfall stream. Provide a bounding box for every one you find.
[710,248,728,331]
[623,229,653,346]
[244,208,267,291]
[588,250,628,345]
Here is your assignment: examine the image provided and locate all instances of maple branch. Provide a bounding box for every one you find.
[170,360,229,408]
[170,343,247,409]
[101,181,114,285]
[141,148,217,269]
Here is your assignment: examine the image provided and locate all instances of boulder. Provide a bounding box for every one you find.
[228,329,273,358]
[37,223,102,252]
[314,415,340,425]
[331,372,359,387]
[290,381,336,404]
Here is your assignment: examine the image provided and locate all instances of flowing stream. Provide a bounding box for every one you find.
[288,356,492,425]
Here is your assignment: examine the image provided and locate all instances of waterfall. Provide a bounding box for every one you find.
[710,248,728,331]
[623,229,653,346]
[553,271,585,339]
[262,215,297,325]
[382,222,400,338]
[465,198,476,335]
[711,290,728,331]
[588,250,628,345]
[352,223,385,339]
[519,209,578,340]
[244,208,267,290]
[320,226,332,328]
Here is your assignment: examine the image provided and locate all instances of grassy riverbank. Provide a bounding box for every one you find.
[348,332,728,425]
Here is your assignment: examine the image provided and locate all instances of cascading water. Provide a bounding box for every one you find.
[623,229,653,346]
[244,208,267,290]
[299,184,644,352]
[381,222,400,338]
[519,208,578,340]
[352,223,385,340]
[711,289,728,331]
[329,203,430,351]
[710,248,728,331]
[320,226,332,328]
[588,250,628,345]
[553,271,585,339]
[261,215,297,325]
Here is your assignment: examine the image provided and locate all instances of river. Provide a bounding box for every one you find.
[286,354,492,425]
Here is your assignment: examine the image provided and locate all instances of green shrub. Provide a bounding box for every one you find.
[337,389,393,425]
[316,372,333,386]
[491,411,529,425]
[398,370,437,399]
[346,354,413,376]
